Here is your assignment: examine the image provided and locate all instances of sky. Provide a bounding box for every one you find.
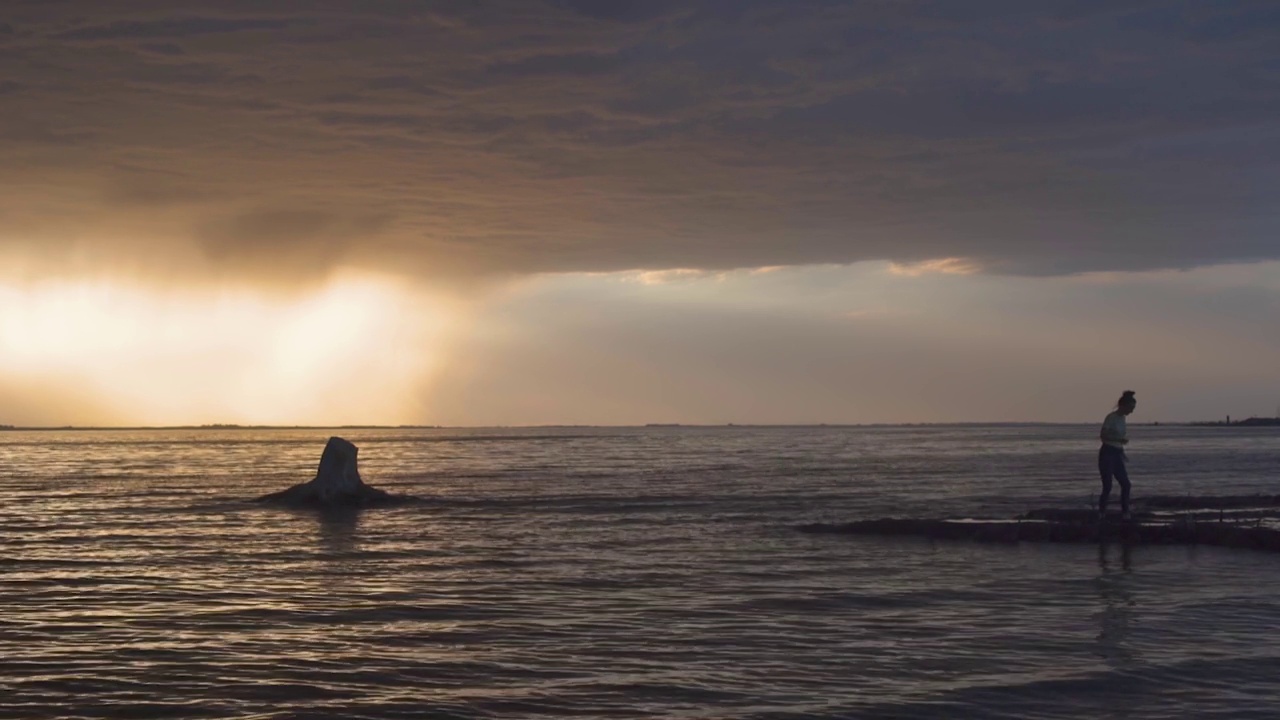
[1,0,1278,426]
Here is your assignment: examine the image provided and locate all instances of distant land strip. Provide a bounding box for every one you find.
[1,419,1278,431]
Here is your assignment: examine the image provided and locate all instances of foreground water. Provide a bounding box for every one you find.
[2,425,1279,719]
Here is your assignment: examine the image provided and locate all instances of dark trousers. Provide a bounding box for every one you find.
[1098,444,1130,514]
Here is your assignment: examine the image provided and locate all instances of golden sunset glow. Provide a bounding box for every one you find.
[2,3,1278,427]
[886,258,982,277]
[0,274,457,426]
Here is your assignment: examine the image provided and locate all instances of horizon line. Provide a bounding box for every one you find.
[0,420,1252,431]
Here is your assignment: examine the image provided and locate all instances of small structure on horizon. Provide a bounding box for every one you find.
[257,436,407,507]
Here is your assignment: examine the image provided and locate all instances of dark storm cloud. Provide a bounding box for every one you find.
[3,0,1278,280]
[195,207,395,276]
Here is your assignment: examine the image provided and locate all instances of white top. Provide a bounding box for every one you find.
[1101,411,1127,449]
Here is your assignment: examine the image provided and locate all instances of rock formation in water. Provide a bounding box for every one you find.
[798,500,1280,554]
[257,436,404,507]
[1141,494,1280,509]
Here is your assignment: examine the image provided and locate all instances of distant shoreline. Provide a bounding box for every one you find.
[1184,417,1280,427]
[1,419,1278,431]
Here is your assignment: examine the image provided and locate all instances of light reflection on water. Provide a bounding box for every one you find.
[2,425,1280,719]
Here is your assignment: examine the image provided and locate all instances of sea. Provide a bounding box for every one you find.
[2,424,1279,719]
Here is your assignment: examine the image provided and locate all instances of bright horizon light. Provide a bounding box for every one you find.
[1,260,1278,427]
[0,272,459,426]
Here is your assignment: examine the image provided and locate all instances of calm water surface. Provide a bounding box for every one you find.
[2,425,1279,719]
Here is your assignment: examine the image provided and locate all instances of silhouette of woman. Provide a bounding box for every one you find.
[1098,390,1137,520]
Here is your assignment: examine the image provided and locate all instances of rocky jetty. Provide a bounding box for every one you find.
[257,436,409,507]
[1142,494,1280,510]
[799,500,1280,554]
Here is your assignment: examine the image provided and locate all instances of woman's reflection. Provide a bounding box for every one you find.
[1094,542,1138,667]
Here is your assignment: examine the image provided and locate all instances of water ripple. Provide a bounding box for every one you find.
[3,426,1280,718]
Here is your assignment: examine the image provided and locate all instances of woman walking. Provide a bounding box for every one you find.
[1098,390,1137,520]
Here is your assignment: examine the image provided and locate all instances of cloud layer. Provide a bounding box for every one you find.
[425,261,1280,425]
[3,0,1278,282]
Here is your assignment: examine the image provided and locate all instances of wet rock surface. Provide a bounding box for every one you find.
[257,436,412,507]
[1142,494,1280,509]
[799,500,1280,553]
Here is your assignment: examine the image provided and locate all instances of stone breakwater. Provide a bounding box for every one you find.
[798,496,1280,554]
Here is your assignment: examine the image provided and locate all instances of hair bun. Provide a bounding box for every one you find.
[1122,390,1135,398]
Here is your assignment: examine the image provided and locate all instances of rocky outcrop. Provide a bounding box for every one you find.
[257,436,407,507]
[798,505,1280,554]
[1141,494,1280,509]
